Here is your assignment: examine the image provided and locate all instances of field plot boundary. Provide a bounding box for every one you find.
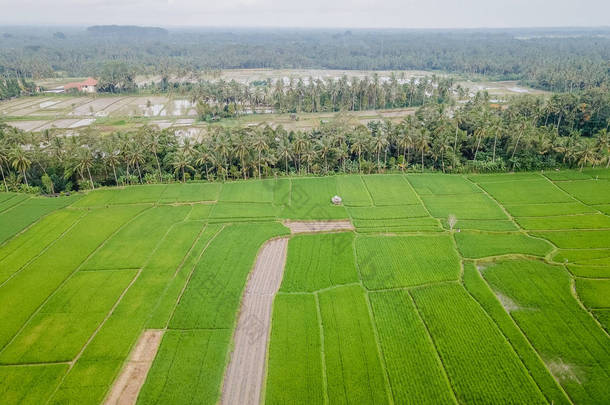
[284,220,354,233]
[103,330,164,405]
[220,237,288,405]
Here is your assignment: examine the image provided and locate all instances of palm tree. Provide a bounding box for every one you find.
[252,131,269,178]
[101,139,121,185]
[317,137,335,173]
[172,151,194,182]
[350,127,369,173]
[144,128,164,181]
[416,129,431,172]
[372,134,388,170]
[0,144,9,191]
[126,142,145,183]
[576,141,598,171]
[276,137,292,173]
[233,132,250,179]
[595,129,610,168]
[10,147,31,186]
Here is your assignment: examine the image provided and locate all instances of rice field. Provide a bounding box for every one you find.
[0,169,608,405]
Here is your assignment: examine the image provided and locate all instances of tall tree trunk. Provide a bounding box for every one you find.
[421,148,424,172]
[154,152,162,182]
[23,169,28,186]
[0,164,8,192]
[492,133,498,163]
[112,164,118,185]
[474,136,482,161]
[136,162,142,183]
[87,167,95,189]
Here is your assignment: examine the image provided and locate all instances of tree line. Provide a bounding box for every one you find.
[1,27,609,96]
[1,93,608,195]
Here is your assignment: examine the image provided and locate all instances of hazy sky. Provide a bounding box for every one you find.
[2,0,609,28]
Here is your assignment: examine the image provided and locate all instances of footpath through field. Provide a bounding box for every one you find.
[221,237,289,405]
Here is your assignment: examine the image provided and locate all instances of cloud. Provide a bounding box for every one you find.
[0,0,608,28]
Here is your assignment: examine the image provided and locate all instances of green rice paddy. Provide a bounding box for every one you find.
[0,170,608,404]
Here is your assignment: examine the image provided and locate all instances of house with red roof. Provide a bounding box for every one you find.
[63,78,98,93]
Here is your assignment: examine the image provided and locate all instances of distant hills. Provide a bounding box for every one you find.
[86,25,168,37]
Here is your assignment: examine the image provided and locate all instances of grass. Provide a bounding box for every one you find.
[478,178,574,204]
[421,193,508,219]
[455,231,553,258]
[281,177,348,219]
[170,222,289,329]
[575,278,610,308]
[336,175,373,206]
[265,294,324,405]
[369,290,456,404]
[0,194,80,244]
[318,285,390,404]
[0,270,137,364]
[219,179,275,203]
[552,249,610,265]
[0,209,84,284]
[81,205,190,270]
[356,235,460,289]
[407,174,480,194]
[440,218,518,231]
[348,204,428,219]
[362,174,419,205]
[503,201,597,217]
[158,182,221,203]
[49,221,210,404]
[353,217,442,233]
[567,265,610,278]
[0,364,69,405]
[1,171,610,404]
[462,262,571,405]
[0,205,146,350]
[411,284,548,404]
[209,202,278,222]
[280,232,358,292]
[532,230,610,248]
[483,259,610,404]
[554,179,610,205]
[515,214,610,230]
[137,330,231,405]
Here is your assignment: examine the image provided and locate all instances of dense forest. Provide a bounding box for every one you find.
[1,27,609,95]
[1,92,608,194]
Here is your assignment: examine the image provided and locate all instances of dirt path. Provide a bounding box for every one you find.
[221,237,289,405]
[104,330,164,405]
[284,220,354,234]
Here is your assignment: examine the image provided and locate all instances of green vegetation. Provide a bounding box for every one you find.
[170,223,289,329]
[411,284,548,404]
[280,233,358,292]
[516,214,610,230]
[575,279,610,308]
[421,193,507,219]
[369,290,456,404]
[476,178,574,204]
[318,285,390,404]
[483,260,610,404]
[357,235,460,288]
[137,330,231,405]
[555,179,610,205]
[265,294,324,405]
[455,231,553,258]
[0,171,609,404]
[462,262,571,405]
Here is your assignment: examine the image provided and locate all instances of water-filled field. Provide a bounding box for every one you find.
[0,170,608,404]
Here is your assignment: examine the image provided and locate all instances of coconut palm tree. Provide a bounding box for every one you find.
[172,151,194,182]
[0,144,9,191]
[350,127,370,173]
[595,129,610,168]
[416,129,431,172]
[144,128,164,181]
[576,141,598,171]
[252,131,269,179]
[10,147,31,186]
